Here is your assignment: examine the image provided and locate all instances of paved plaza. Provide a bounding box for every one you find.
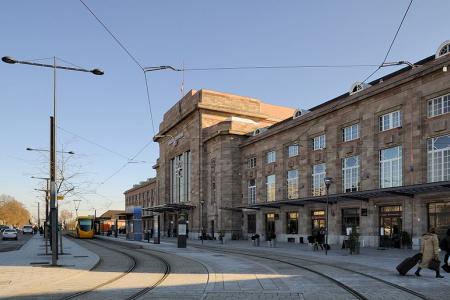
[0,234,449,299]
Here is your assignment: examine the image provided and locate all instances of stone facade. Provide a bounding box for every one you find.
[126,41,450,247]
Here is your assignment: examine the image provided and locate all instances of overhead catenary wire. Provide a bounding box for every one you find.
[78,0,156,134]
[58,126,131,160]
[362,0,414,83]
[176,64,380,72]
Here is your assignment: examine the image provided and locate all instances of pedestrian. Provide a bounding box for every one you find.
[317,227,325,250]
[440,228,450,267]
[415,228,444,278]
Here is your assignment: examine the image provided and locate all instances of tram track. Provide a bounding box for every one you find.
[190,243,430,300]
[62,237,171,300]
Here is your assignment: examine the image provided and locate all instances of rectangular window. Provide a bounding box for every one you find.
[342,156,360,192]
[288,144,299,157]
[266,151,276,163]
[287,169,299,199]
[379,110,401,132]
[427,135,450,182]
[170,151,191,203]
[312,163,326,196]
[428,93,450,118]
[247,156,256,169]
[286,212,299,234]
[313,134,326,150]
[341,208,360,235]
[266,174,276,202]
[247,214,256,233]
[248,179,256,204]
[380,146,402,188]
[343,123,360,142]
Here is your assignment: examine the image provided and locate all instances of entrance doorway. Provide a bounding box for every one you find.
[379,205,402,248]
[265,213,275,241]
[428,202,450,239]
[311,210,326,235]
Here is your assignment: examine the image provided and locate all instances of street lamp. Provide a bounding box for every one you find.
[200,200,205,244]
[324,177,333,255]
[27,147,75,155]
[3,55,103,266]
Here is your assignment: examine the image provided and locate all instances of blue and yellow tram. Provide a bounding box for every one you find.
[75,216,94,239]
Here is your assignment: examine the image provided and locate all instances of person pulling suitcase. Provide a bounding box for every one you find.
[415,228,444,278]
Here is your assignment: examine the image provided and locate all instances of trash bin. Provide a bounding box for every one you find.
[299,236,304,244]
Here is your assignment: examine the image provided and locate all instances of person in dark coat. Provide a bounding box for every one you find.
[415,228,444,278]
[317,227,325,250]
[442,228,450,267]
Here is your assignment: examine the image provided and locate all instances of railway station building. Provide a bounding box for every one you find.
[125,40,450,248]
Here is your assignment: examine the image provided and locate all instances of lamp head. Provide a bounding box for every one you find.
[2,56,17,64]
[324,176,333,189]
[91,68,104,76]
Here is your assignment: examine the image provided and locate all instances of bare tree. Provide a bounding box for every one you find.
[0,195,31,226]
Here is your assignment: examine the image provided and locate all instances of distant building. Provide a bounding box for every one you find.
[124,178,157,240]
[97,210,126,235]
[126,40,450,248]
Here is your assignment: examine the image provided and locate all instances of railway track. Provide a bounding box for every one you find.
[190,244,430,300]
[61,237,171,300]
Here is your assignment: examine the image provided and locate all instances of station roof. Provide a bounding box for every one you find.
[143,203,196,213]
[240,181,450,210]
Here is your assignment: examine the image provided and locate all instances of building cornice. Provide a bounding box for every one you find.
[240,54,450,147]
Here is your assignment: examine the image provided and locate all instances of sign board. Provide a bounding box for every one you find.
[57,195,64,200]
[178,223,187,236]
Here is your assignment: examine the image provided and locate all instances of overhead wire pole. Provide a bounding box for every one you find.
[2,56,103,266]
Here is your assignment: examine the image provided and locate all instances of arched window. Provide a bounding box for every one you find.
[293,109,310,119]
[436,40,450,58]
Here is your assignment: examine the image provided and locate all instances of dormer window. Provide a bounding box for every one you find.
[349,82,371,95]
[436,40,450,58]
[293,109,310,119]
[253,128,268,136]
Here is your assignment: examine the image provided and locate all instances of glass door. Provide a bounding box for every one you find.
[265,213,275,241]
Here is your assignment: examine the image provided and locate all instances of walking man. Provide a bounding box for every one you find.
[415,228,444,278]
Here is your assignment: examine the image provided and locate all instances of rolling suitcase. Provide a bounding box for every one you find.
[396,253,422,276]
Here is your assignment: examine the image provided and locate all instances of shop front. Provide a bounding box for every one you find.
[311,209,326,235]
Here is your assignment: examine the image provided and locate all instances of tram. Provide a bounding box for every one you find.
[75,216,95,239]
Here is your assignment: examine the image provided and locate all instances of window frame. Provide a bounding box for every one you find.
[379,146,402,188]
[427,135,450,182]
[247,156,256,169]
[428,93,450,118]
[287,169,299,199]
[379,110,401,132]
[313,134,326,151]
[266,150,276,164]
[312,163,326,196]
[342,156,360,193]
[287,144,299,157]
[248,179,256,204]
[342,123,360,142]
[266,174,276,202]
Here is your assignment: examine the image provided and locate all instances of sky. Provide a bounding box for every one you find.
[1,0,449,219]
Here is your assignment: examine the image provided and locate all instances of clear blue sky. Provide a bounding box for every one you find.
[1,0,449,219]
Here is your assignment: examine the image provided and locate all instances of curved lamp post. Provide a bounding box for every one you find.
[3,55,103,266]
[324,176,333,255]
